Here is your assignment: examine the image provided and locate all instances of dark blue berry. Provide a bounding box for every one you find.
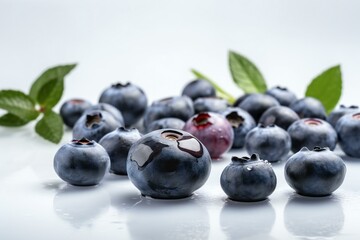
[127,129,212,199]
[290,97,326,119]
[99,127,142,175]
[288,118,337,153]
[336,112,360,158]
[232,94,250,107]
[59,99,92,128]
[237,94,279,122]
[266,86,297,106]
[146,117,185,133]
[193,97,229,114]
[53,138,110,186]
[259,106,300,130]
[284,146,346,196]
[181,79,216,100]
[85,103,125,126]
[220,154,277,202]
[327,105,359,128]
[222,107,256,149]
[99,82,148,127]
[245,124,291,162]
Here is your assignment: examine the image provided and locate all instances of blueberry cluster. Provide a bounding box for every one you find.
[54,79,354,200]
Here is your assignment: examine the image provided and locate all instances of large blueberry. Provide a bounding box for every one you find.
[336,112,360,158]
[54,138,110,186]
[220,154,277,202]
[72,110,121,142]
[183,112,234,159]
[143,96,194,128]
[85,103,125,126]
[146,117,185,133]
[60,99,92,128]
[327,105,359,128]
[193,97,229,114]
[237,94,279,122]
[284,147,346,196]
[290,97,326,119]
[266,86,297,107]
[259,106,300,130]
[99,82,147,127]
[222,107,256,149]
[287,118,337,153]
[245,124,291,162]
[99,127,142,175]
[127,129,212,199]
[181,79,216,100]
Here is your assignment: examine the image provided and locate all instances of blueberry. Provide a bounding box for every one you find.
[220,154,277,202]
[127,129,212,199]
[53,138,110,186]
[336,112,360,157]
[284,146,346,196]
[72,110,121,142]
[259,106,300,130]
[99,127,142,175]
[245,124,291,162]
[143,96,194,128]
[59,99,92,128]
[266,86,297,106]
[146,117,185,133]
[237,94,279,122]
[99,82,148,127]
[85,103,125,126]
[233,94,250,107]
[327,105,359,128]
[193,97,229,114]
[287,118,337,153]
[181,79,216,100]
[222,107,256,149]
[183,112,234,159]
[290,97,326,119]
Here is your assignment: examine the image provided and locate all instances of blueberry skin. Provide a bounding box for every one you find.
[54,138,110,186]
[336,112,360,157]
[259,106,300,130]
[73,110,121,142]
[245,124,291,162]
[99,82,148,127]
[290,97,326,119]
[220,154,277,202]
[222,107,256,149]
[237,94,280,122]
[127,129,212,199]
[327,105,359,128]
[60,99,92,128]
[193,97,229,114]
[181,79,216,101]
[99,127,142,175]
[287,118,337,153]
[233,94,250,107]
[266,86,297,107]
[146,117,185,133]
[143,96,194,128]
[284,147,346,197]
[85,103,125,126]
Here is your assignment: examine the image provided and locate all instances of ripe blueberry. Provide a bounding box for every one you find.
[60,99,92,128]
[146,117,185,133]
[259,106,300,130]
[237,94,279,122]
[290,97,326,119]
[181,79,216,100]
[327,105,359,128]
[266,86,297,107]
[85,103,125,126]
[336,112,360,158]
[193,97,229,114]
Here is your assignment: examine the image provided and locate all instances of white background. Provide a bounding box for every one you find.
[1,1,360,239]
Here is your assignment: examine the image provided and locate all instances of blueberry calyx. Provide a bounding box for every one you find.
[258,123,275,128]
[312,146,328,152]
[161,130,183,141]
[299,147,310,152]
[304,118,322,126]
[86,112,102,128]
[352,113,360,120]
[192,112,214,128]
[112,82,130,88]
[340,104,359,109]
[275,86,288,91]
[225,111,244,128]
[231,153,260,164]
[71,138,94,146]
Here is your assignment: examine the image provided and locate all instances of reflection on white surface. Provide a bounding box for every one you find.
[284,194,344,238]
[220,199,276,240]
[126,195,210,240]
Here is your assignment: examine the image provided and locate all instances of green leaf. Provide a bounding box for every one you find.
[29,64,76,108]
[0,113,30,127]
[35,110,64,143]
[0,90,39,121]
[229,50,267,93]
[191,69,236,104]
[305,65,342,114]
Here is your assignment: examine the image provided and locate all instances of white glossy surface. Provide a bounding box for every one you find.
[1,1,360,239]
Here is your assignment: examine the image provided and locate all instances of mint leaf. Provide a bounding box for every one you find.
[0,90,39,121]
[229,50,267,93]
[0,113,30,127]
[35,110,63,143]
[29,64,76,108]
[191,69,236,104]
[305,65,342,114]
